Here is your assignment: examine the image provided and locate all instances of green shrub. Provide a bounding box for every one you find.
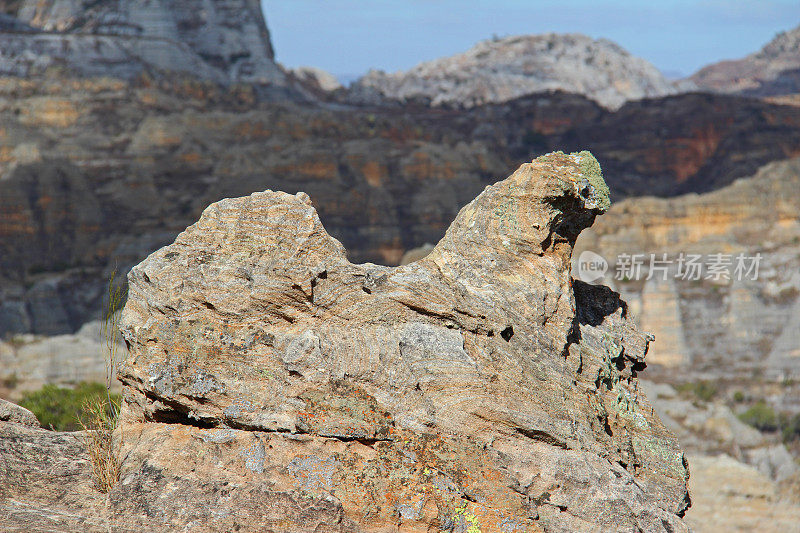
[675,380,718,402]
[733,391,745,403]
[19,382,121,432]
[738,401,779,432]
[780,413,800,443]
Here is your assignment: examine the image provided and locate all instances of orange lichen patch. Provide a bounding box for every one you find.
[361,160,386,187]
[19,98,82,128]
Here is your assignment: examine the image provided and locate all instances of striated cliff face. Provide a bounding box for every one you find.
[0,153,691,532]
[691,24,800,98]
[350,33,684,110]
[570,156,800,531]
[0,0,295,94]
[2,77,800,336]
[574,156,800,378]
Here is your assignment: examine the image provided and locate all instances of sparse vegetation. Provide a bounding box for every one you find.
[79,394,122,493]
[18,381,120,432]
[81,269,126,492]
[737,401,800,444]
[675,380,718,402]
[738,401,779,432]
[781,413,800,444]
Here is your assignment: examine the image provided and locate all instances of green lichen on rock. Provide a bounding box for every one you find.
[452,502,482,533]
[574,150,611,211]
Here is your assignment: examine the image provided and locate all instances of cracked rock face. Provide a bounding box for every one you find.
[114,151,689,531]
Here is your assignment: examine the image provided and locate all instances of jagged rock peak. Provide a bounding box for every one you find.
[691,24,800,97]
[0,0,291,88]
[113,151,689,531]
[351,33,681,110]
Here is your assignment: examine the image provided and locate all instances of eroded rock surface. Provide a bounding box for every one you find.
[103,152,688,531]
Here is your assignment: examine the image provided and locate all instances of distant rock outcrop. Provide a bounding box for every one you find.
[350,33,683,110]
[290,66,343,93]
[691,25,800,98]
[0,0,296,94]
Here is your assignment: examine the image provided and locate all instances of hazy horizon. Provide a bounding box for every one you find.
[262,1,800,82]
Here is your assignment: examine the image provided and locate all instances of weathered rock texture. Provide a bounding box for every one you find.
[691,24,800,98]
[0,0,296,95]
[350,33,682,110]
[98,152,689,531]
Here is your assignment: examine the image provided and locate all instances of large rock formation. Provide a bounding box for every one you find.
[0,0,296,95]
[350,33,683,110]
[63,151,689,532]
[691,24,800,98]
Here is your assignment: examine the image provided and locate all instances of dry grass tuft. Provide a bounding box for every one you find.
[81,269,126,493]
[79,395,121,493]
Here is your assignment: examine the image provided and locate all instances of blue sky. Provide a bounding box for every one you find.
[262,1,800,81]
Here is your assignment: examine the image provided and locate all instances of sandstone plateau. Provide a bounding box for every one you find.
[0,153,691,532]
[2,80,800,338]
[350,33,684,110]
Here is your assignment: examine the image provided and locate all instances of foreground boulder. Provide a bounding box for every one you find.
[114,151,688,531]
[1,152,690,532]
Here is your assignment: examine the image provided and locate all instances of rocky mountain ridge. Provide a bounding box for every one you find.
[691,24,800,98]
[0,0,299,97]
[350,33,687,110]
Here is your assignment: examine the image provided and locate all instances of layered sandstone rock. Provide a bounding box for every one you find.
[350,33,683,110]
[57,152,690,532]
[3,73,800,337]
